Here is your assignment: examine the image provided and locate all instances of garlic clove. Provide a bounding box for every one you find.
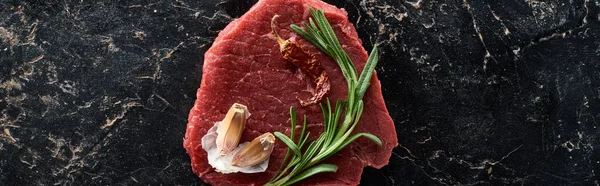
[231,132,276,167]
[216,103,249,156]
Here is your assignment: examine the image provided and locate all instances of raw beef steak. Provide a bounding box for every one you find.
[183,0,398,185]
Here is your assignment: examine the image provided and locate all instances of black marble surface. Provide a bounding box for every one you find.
[1,0,599,185]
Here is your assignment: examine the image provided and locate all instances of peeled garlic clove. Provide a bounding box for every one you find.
[231,132,276,167]
[216,103,249,156]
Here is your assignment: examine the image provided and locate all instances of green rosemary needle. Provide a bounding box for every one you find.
[266,8,382,186]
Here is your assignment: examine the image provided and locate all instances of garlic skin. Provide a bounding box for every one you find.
[202,122,270,174]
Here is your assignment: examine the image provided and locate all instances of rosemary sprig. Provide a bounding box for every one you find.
[266,8,381,186]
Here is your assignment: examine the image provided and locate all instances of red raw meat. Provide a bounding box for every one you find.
[183,0,397,185]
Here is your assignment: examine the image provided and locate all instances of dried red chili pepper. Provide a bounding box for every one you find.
[271,16,330,106]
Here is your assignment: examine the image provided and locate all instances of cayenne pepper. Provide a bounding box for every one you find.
[271,15,330,106]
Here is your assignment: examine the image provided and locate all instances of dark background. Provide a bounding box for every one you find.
[1,0,599,185]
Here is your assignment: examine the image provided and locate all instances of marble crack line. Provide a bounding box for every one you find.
[422,160,453,186]
[583,0,590,24]
[160,42,184,62]
[0,27,17,52]
[19,148,39,169]
[0,107,25,130]
[100,36,120,53]
[416,136,432,144]
[407,0,423,9]
[522,6,591,53]
[359,0,383,45]
[155,93,172,111]
[140,41,185,82]
[350,1,362,26]
[463,181,491,186]
[522,30,571,53]
[47,134,67,159]
[397,143,418,159]
[127,3,159,9]
[101,101,143,129]
[201,9,233,22]
[61,102,143,177]
[27,55,44,64]
[498,144,523,162]
[392,151,415,162]
[392,150,451,185]
[171,2,199,13]
[26,22,38,44]
[129,159,177,176]
[487,4,510,35]
[463,0,499,71]
[462,144,523,171]
[0,22,39,52]
[0,128,18,145]
[540,170,571,182]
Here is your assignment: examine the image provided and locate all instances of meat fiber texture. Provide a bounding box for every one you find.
[183,0,397,185]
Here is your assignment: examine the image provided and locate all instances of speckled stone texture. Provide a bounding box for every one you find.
[1,0,599,185]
